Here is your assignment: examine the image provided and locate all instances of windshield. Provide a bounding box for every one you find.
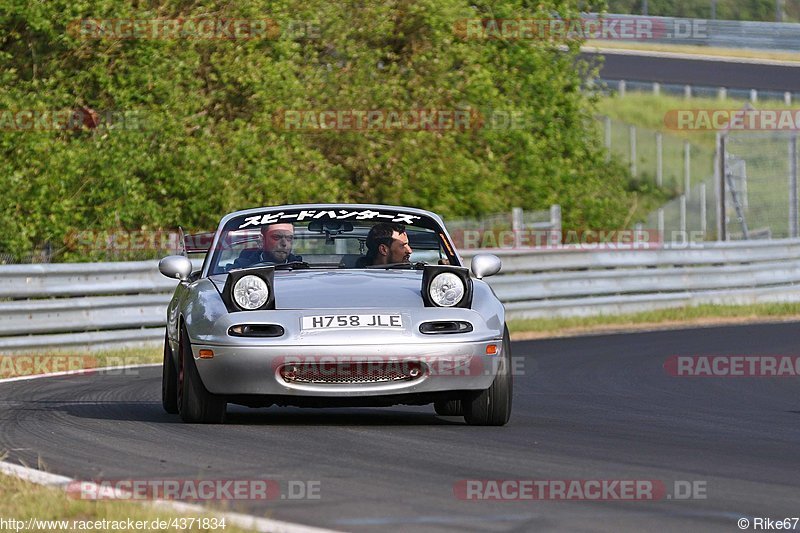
[207,207,459,275]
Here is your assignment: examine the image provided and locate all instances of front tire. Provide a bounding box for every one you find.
[177,326,226,424]
[434,399,464,416]
[161,333,178,414]
[463,325,513,426]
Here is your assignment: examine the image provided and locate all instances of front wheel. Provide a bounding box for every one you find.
[177,326,226,424]
[161,332,178,414]
[463,325,513,426]
[434,399,464,416]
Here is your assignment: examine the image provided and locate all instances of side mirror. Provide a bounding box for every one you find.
[470,253,502,279]
[159,255,193,281]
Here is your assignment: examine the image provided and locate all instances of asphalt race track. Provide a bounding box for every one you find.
[582,51,800,92]
[2,322,799,532]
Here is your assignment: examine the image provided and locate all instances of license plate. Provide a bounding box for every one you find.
[302,314,403,330]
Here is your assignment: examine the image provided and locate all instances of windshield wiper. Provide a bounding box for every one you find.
[243,260,310,270]
[365,262,426,270]
[274,261,310,270]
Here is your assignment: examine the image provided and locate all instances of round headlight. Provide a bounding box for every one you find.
[429,272,465,307]
[233,275,270,310]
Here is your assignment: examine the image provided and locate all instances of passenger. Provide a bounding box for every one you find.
[358,223,413,266]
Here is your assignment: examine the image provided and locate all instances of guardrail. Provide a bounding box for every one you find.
[1,240,799,352]
[0,260,185,353]
[585,14,800,52]
[465,239,800,318]
[601,79,800,106]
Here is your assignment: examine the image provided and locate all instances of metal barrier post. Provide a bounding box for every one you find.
[790,134,798,238]
[684,141,691,199]
[656,132,663,187]
[717,133,726,241]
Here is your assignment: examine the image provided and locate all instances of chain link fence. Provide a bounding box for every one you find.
[444,207,561,250]
[3,209,563,264]
[600,116,718,241]
[0,247,54,265]
[644,180,715,242]
[601,79,800,106]
[600,115,716,194]
[723,132,798,240]
[633,131,799,242]
[597,80,800,243]
[0,233,181,265]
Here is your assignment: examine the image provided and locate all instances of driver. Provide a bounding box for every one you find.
[232,223,302,268]
[359,223,413,266]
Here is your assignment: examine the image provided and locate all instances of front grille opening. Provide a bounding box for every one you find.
[419,321,473,334]
[279,360,426,384]
[228,324,285,337]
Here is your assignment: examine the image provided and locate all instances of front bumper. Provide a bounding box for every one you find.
[192,339,502,396]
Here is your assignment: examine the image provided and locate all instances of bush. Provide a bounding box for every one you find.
[0,0,635,261]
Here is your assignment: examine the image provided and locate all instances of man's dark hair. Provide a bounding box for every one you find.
[365,223,406,261]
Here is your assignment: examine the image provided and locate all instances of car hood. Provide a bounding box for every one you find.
[210,270,425,309]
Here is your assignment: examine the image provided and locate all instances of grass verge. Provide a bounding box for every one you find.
[584,41,800,63]
[89,346,162,368]
[0,472,253,533]
[594,92,779,141]
[508,302,800,339]
[0,347,161,379]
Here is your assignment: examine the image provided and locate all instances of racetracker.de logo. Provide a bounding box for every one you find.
[66,229,182,252]
[664,356,800,377]
[0,109,147,131]
[274,109,483,132]
[67,479,321,500]
[453,479,707,500]
[0,355,97,378]
[67,19,284,40]
[664,108,800,131]
[453,17,707,41]
[451,229,662,250]
[272,355,526,379]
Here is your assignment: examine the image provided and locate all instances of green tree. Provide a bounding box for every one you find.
[1,0,637,261]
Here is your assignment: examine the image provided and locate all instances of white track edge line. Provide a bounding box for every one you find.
[0,363,161,384]
[0,364,344,532]
[0,461,342,533]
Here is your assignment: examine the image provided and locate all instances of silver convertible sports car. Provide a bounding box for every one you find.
[158,204,511,425]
